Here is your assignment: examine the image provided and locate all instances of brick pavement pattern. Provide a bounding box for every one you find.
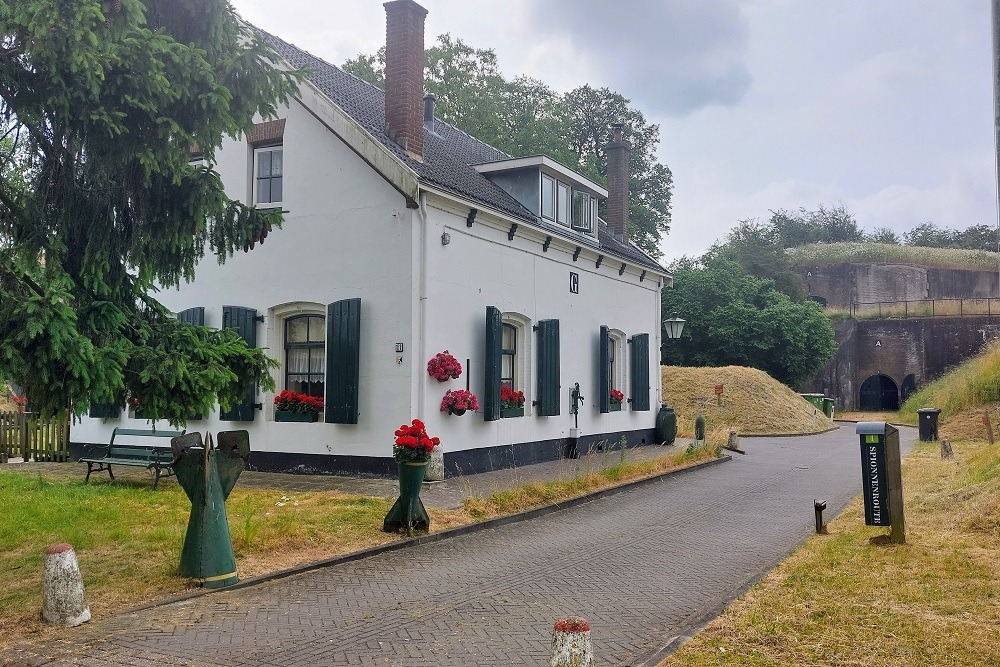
[4,425,913,667]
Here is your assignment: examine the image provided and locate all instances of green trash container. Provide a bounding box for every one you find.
[800,393,825,411]
[822,397,835,419]
[655,405,677,446]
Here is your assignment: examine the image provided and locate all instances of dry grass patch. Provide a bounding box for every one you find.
[836,411,916,425]
[788,242,1000,271]
[662,439,1000,667]
[464,444,721,519]
[663,366,834,437]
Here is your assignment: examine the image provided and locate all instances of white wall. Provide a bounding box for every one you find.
[72,98,419,459]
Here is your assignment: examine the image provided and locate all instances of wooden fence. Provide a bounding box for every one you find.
[0,411,70,463]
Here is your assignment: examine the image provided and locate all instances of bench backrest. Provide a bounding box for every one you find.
[105,445,175,463]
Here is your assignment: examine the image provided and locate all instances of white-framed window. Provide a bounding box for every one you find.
[284,313,325,398]
[501,313,532,413]
[572,189,593,232]
[557,182,570,226]
[254,146,283,206]
[609,329,626,394]
[541,173,555,221]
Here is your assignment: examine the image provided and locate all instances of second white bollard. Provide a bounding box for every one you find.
[42,543,91,627]
[550,616,593,667]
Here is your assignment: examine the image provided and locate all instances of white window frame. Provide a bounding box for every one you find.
[253,145,284,208]
[267,302,325,420]
[571,189,593,233]
[540,173,555,221]
[501,313,533,415]
[609,329,627,396]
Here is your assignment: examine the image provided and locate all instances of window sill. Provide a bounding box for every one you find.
[500,407,525,418]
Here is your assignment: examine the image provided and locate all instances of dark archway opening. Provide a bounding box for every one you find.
[809,295,828,307]
[859,374,899,411]
[900,374,917,405]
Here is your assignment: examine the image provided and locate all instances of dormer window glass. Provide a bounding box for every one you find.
[557,182,570,226]
[541,174,555,220]
[572,190,593,233]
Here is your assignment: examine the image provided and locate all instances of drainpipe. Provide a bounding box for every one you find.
[417,191,429,419]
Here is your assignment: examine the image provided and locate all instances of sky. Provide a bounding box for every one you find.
[229,0,997,263]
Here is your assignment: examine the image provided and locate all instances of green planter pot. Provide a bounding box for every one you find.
[609,402,622,412]
[382,460,430,535]
[275,410,318,423]
[501,406,525,418]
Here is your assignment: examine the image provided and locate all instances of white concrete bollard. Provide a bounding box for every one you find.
[42,543,91,627]
[550,616,593,667]
[424,444,445,482]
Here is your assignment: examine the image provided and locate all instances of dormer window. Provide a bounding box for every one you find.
[557,182,570,226]
[541,174,555,220]
[572,190,594,233]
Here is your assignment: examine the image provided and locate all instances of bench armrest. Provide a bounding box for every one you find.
[82,443,109,459]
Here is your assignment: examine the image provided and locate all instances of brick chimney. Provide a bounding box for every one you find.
[605,123,630,245]
[384,0,427,160]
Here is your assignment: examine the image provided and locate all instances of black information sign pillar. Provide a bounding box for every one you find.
[856,422,905,544]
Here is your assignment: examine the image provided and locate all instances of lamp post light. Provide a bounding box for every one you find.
[663,316,686,340]
[657,315,686,447]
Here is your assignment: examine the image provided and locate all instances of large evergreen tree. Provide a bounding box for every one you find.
[0,0,302,423]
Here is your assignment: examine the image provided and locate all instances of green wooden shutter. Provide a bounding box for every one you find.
[325,298,361,424]
[536,319,560,416]
[484,306,502,422]
[89,402,120,419]
[599,325,610,413]
[629,333,651,412]
[220,306,258,421]
[176,307,205,326]
[177,308,206,419]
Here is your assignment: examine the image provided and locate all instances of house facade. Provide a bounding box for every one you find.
[71,0,670,477]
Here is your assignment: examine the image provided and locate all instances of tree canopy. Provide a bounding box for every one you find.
[0,0,302,423]
[344,34,673,258]
[662,258,836,387]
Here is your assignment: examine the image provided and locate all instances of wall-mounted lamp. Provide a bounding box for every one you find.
[441,231,451,246]
[663,315,686,340]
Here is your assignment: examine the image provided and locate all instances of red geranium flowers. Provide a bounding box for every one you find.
[609,389,625,405]
[274,390,324,414]
[427,350,462,381]
[500,385,525,410]
[393,419,440,462]
[440,389,479,414]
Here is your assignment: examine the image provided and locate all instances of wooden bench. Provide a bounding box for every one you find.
[80,427,185,489]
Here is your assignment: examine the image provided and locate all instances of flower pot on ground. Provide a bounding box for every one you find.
[500,386,525,418]
[427,350,462,382]
[273,390,323,423]
[383,419,440,535]
[609,389,625,412]
[440,389,479,416]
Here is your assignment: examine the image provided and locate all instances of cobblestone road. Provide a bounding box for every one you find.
[5,425,914,666]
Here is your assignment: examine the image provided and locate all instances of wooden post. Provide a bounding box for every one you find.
[941,439,954,459]
[985,410,995,445]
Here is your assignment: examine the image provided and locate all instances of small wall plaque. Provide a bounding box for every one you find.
[570,272,579,294]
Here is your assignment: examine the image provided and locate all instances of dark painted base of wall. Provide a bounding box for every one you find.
[69,427,658,479]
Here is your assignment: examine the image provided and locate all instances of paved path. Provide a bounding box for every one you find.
[5,425,914,667]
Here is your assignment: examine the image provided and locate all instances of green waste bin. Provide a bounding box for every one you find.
[822,397,835,419]
[655,405,677,446]
[800,393,825,411]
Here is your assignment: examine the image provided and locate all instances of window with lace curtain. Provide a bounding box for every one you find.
[285,314,325,398]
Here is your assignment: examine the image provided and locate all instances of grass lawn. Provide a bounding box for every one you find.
[0,444,717,646]
[661,438,1000,667]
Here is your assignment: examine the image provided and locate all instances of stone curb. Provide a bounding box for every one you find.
[741,425,841,438]
[122,454,732,614]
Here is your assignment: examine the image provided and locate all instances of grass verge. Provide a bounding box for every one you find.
[661,438,1000,667]
[788,242,1000,271]
[0,445,720,646]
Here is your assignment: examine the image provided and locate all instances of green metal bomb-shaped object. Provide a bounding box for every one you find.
[171,430,250,589]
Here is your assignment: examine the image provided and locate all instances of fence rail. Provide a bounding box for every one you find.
[0,411,70,463]
[850,297,1000,320]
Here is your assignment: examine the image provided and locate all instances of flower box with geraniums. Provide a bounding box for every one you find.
[383,419,440,535]
[500,385,525,418]
[273,390,323,422]
[427,350,462,382]
[609,389,625,412]
[440,389,479,416]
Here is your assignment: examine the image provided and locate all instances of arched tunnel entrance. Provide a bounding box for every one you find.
[859,374,899,411]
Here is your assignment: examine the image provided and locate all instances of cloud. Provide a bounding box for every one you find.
[526,0,752,116]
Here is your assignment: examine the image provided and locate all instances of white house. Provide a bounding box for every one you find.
[72,0,671,477]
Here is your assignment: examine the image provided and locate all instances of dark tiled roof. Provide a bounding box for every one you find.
[260,29,664,273]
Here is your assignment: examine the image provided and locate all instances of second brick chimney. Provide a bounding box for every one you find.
[384,0,427,160]
[605,123,630,245]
